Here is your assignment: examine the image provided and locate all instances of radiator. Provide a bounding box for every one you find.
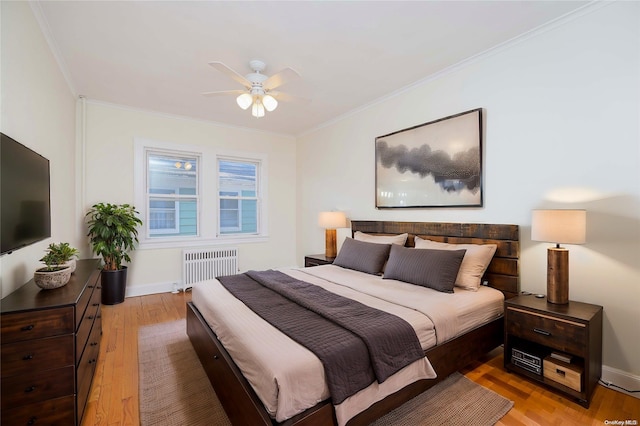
[182,247,238,290]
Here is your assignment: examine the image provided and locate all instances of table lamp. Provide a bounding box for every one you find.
[531,209,586,304]
[318,211,347,258]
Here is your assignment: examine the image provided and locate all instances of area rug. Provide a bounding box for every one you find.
[138,319,231,425]
[138,319,513,426]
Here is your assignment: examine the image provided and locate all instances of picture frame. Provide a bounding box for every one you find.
[375,108,483,208]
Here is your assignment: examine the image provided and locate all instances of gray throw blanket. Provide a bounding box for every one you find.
[217,270,424,404]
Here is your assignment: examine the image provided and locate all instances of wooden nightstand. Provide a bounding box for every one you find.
[504,295,603,408]
[304,254,335,267]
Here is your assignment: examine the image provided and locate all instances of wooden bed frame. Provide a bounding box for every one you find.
[187,220,520,426]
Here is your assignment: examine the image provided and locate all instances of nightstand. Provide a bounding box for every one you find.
[304,254,335,267]
[504,295,603,408]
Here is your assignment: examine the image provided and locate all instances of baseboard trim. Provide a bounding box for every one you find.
[601,365,640,399]
[125,281,180,298]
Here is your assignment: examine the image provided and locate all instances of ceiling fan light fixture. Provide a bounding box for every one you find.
[252,101,265,118]
[262,94,278,112]
[236,93,253,110]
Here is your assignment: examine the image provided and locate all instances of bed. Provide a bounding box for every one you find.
[186,220,520,426]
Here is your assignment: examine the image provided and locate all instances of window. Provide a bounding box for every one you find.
[146,151,198,238]
[134,138,268,248]
[218,158,260,235]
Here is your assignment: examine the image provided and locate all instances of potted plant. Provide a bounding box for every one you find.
[86,203,143,305]
[45,242,80,273]
[34,250,72,289]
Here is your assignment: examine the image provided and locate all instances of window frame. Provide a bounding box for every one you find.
[148,188,181,235]
[217,156,261,236]
[134,138,268,249]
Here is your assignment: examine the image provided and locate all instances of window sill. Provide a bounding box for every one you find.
[138,235,269,250]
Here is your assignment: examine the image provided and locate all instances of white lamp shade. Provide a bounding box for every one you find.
[251,101,265,118]
[262,94,278,112]
[236,93,253,110]
[318,211,347,229]
[531,209,586,245]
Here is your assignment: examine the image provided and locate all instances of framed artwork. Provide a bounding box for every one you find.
[375,108,483,208]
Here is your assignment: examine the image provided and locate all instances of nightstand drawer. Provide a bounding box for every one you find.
[506,307,587,355]
[544,357,582,392]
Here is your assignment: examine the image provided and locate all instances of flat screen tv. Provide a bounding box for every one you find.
[1,132,51,255]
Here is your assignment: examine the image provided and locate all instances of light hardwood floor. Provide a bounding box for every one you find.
[81,292,639,425]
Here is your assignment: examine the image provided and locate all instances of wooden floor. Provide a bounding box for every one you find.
[81,292,639,426]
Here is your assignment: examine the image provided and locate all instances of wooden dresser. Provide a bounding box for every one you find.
[1,259,102,425]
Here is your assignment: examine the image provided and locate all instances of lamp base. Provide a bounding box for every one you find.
[547,247,569,304]
[325,229,337,258]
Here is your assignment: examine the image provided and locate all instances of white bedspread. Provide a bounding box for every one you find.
[191,265,503,425]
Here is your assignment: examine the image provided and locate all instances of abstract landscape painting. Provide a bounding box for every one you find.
[375,108,483,208]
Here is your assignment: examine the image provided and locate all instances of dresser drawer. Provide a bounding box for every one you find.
[1,365,75,409]
[1,395,75,426]
[76,282,95,329]
[506,307,587,356]
[1,334,74,377]
[75,291,101,362]
[1,307,74,343]
[77,319,101,423]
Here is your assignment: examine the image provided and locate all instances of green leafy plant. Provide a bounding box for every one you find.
[39,250,67,272]
[45,242,79,262]
[86,203,143,271]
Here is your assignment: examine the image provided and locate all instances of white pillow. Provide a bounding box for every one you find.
[414,236,497,291]
[354,231,408,246]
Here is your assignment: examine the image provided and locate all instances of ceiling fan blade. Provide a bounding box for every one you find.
[263,67,301,91]
[208,62,251,89]
[201,89,246,97]
[269,91,310,104]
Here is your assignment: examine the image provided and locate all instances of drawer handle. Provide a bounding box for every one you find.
[93,303,100,307]
[27,416,37,425]
[87,315,94,320]
[23,354,34,361]
[533,328,551,336]
[25,385,36,393]
[21,324,35,331]
[90,342,98,346]
[213,355,219,360]
[556,368,566,377]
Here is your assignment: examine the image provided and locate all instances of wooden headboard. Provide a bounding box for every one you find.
[350,220,520,299]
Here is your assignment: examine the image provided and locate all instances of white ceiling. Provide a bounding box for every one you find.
[34,1,590,136]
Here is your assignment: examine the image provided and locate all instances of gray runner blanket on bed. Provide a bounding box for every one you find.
[217,269,424,404]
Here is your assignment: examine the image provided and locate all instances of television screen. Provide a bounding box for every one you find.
[1,133,51,255]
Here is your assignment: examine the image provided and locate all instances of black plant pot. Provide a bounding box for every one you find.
[101,266,127,305]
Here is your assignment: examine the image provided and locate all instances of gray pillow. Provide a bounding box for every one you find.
[333,238,391,275]
[383,245,466,293]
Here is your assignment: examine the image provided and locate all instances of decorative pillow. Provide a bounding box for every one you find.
[354,231,408,246]
[333,238,391,275]
[414,237,497,291]
[383,245,466,293]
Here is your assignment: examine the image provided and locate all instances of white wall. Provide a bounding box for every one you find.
[0,2,78,297]
[82,102,297,296]
[297,1,640,379]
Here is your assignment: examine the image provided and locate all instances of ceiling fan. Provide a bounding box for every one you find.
[202,59,301,118]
